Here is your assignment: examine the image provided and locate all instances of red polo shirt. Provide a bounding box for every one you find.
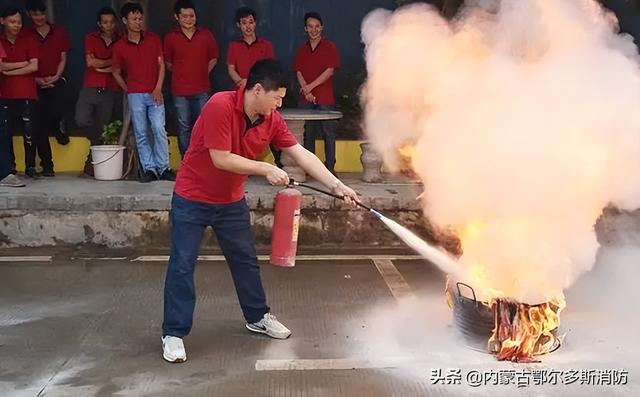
[226,38,274,79]
[164,27,219,96]
[0,43,5,97]
[293,39,340,105]
[0,33,39,100]
[83,32,120,90]
[27,25,70,78]
[112,32,163,93]
[174,87,298,204]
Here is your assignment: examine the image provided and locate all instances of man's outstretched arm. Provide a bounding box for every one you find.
[281,144,360,205]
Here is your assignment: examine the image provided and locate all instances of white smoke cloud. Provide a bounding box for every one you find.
[361,0,640,303]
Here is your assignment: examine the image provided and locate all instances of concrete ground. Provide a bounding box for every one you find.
[1,245,638,396]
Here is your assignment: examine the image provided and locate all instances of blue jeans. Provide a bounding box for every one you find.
[162,193,269,337]
[173,92,209,157]
[128,93,169,175]
[303,104,336,169]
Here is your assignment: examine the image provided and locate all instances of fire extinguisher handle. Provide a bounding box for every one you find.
[289,178,373,212]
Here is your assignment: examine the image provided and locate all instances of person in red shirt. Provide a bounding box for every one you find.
[75,6,120,177]
[161,60,360,363]
[227,7,281,167]
[164,0,218,158]
[293,12,341,175]
[226,7,275,88]
[112,2,174,183]
[0,6,40,179]
[0,39,25,188]
[26,0,71,162]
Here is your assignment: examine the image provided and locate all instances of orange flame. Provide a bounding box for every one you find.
[488,295,565,362]
[451,220,567,362]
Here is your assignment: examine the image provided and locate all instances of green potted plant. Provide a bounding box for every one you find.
[90,120,126,180]
[100,120,123,145]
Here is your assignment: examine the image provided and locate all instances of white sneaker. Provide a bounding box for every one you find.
[162,335,186,363]
[0,174,25,188]
[246,313,291,339]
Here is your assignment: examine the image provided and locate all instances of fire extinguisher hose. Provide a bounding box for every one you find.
[288,178,381,217]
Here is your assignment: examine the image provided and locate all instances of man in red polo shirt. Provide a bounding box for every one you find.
[0,6,40,179]
[0,39,25,188]
[293,12,341,175]
[227,7,281,167]
[75,6,120,177]
[26,0,71,164]
[161,60,359,363]
[164,0,218,158]
[112,2,174,183]
[226,6,274,88]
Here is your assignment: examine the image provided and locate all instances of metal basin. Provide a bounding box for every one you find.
[450,282,561,355]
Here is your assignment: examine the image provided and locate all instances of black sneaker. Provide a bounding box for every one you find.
[25,167,39,178]
[83,161,94,177]
[54,131,70,145]
[41,168,55,177]
[55,120,70,145]
[139,170,157,183]
[160,169,176,181]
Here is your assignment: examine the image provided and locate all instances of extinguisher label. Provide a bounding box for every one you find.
[292,209,301,242]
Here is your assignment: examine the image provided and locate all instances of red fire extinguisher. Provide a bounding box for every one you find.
[270,187,302,267]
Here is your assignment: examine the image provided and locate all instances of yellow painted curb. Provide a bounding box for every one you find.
[11,136,365,173]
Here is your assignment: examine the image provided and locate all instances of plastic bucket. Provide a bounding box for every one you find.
[90,145,126,180]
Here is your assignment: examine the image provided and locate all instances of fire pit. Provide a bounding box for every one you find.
[447,281,562,362]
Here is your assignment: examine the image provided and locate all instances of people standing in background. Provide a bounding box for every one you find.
[26,0,71,179]
[164,0,218,158]
[112,2,175,183]
[293,12,340,175]
[75,6,120,177]
[0,6,40,179]
[226,7,274,88]
[0,40,25,188]
[226,6,281,167]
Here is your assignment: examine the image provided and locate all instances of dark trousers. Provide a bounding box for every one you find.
[303,104,336,169]
[162,193,270,337]
[4,99,39,171]
[0,103,10,180]
[75,87,118,165]
[35,80,68,169]
[36,78,66,137]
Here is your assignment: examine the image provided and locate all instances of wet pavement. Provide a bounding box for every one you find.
[0,246,638,396]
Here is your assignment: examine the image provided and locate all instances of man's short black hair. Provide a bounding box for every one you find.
[0,6,20,18]
[120,2,144,19]
[235,6,256,23]
[97,6,117,22]
[25,0,46,12]
[304,11,323,26]
[246,59,288,92]
[174,0,195,16]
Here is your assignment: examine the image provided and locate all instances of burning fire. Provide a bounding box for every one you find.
[362,0,640,362]
[452,220,568,361]
[454,220,567,361]
[489,295,565,362]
